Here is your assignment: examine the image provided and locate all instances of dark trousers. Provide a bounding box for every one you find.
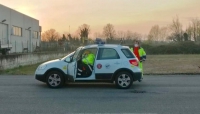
[77,62,92,76]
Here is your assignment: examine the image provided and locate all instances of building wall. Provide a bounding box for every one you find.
[0,4,41,53]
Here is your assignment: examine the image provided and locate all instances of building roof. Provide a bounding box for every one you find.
[0,4,39,21]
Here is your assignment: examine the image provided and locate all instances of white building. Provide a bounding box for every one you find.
[0,4,41,53]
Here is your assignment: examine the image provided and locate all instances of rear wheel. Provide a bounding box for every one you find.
[46,71,64,88]
[115,72,133,89]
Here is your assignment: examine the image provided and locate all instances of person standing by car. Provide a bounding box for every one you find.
[130,40,146,80]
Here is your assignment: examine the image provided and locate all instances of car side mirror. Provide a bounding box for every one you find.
[65,57,71,63]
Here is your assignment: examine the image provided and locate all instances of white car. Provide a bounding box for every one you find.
[35,43,142,89]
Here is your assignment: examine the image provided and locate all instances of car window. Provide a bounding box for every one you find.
[72,47,82,61]
[121,48,135,58]
[79,48,98,59]
[97,48,120,60]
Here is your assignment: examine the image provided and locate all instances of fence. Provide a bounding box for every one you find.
[39,41,80,52]
[0,41,78,55]
[3,38,200,55]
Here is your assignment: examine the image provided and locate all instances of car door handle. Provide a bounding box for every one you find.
[114,62,120,64]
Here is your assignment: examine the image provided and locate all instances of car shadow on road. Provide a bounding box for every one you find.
[36,82,143,90]
[65,83,116,89]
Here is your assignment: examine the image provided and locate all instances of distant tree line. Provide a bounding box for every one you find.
[41,23,144,45]
[40,16,200,54]
[148,16,200,42]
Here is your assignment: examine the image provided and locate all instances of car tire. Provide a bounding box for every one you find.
[46,71,64,88]
[115,72,133,89]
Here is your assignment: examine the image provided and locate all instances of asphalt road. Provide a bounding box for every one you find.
[0,75,200,114]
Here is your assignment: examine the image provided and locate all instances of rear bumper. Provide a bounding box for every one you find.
[35,74,46,82]
[133,72,142,81]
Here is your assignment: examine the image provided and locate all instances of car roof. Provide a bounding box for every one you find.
[83,44,128,49]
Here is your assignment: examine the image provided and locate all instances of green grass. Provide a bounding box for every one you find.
[0,63,41,75]
[0,54,200,75]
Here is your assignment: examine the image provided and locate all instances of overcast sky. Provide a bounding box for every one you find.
[1,0,200,38]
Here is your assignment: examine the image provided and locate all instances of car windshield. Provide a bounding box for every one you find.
[61,51,75,60]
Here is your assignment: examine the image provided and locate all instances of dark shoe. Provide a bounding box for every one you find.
[138,78,143,82]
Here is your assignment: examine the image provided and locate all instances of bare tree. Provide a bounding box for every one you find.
[132,32,142,40]
[148,25,160,41]
[170,16,182,34]
[126,30,133,40]
[159,27,169,41]
[125,31,142,40]
[41,29,60,42]
[58,34,67,46]
[168,16,183,41]
[148,25,169,41]
[78,24,90,44]
[103,23,116,42]
[186,25,193,41]
[188,18,200,41]
[117,30,126,39]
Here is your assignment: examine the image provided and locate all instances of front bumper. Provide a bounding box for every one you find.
[35,74,46,82]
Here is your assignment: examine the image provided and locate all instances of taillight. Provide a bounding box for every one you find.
[129,59,138,66]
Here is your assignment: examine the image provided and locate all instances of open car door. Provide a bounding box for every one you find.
[67,47,82,78]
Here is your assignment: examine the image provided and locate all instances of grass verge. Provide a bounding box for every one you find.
[0,63,41,75]
[143,54,200,75]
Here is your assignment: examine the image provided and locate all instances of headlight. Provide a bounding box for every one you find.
[38,64,47,70]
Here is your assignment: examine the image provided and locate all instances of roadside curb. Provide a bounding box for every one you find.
[144,73,200,75]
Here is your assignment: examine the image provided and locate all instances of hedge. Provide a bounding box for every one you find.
[129,41,200,54]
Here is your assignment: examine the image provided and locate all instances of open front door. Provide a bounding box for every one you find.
[67,47,82,79]
[67,61,77,78]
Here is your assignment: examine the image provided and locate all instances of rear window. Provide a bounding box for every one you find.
[121,48,135,58]
[97,48,120,60]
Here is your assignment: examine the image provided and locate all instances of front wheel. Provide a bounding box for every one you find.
[115,72,133,89]
[46,71,64,88]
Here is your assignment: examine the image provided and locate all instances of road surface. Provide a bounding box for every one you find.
[0,75,200,114]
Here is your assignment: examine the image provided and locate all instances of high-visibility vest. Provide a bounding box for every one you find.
[130,47,146,60]
[82,53,95,65]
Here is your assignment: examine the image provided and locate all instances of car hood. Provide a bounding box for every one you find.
[42,59,62,65]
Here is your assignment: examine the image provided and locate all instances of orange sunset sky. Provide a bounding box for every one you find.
[1,0,200,38]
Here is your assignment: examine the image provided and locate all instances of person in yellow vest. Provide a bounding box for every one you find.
[82,50,95,66]
[77,50,95,76]
[130,40,146,81]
